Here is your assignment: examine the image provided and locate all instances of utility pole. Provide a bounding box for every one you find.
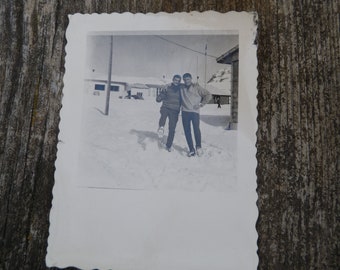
[105,36,113,115]
[196,55,199,83]
[204,43,207,88]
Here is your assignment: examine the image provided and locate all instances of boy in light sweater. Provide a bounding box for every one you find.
[180,73,211,157]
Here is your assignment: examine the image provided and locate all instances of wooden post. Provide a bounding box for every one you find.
[204,43,207,88]
[105,36,113,115]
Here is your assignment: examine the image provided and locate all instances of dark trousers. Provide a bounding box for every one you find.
[181,111,201,152]
[159,107,179,148]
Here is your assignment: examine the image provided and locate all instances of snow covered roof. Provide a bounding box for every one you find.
[85,73,170,88]
[206,84,230,96]
[206,68,231,96]
[216,45,239,64]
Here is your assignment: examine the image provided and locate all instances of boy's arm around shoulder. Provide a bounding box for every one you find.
[197,84,212,106]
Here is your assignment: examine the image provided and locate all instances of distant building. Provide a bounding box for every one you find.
[206,67,232,105]
[84,74,169,99]
[216,45,239,130]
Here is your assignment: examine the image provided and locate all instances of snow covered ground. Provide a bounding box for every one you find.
[48,91,257,269]
[77,91,238,192]
[49,90,258,270]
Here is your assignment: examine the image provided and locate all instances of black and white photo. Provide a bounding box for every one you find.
[47,12,258,270]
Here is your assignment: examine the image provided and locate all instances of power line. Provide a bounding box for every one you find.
[154,35,218,59]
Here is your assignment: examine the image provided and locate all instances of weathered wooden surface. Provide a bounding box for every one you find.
[0,0,338,269]
[256,1,339,268]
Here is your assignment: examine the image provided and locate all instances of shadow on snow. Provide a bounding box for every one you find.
[129,129,188,156]
[200,114,230,127]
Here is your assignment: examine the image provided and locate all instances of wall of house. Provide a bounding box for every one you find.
[230,60,239,128]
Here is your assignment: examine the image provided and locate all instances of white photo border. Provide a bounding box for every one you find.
[47,11,258,270]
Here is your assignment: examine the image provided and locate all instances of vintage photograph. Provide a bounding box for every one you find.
[47,12,258,270]
[80,33,239,191]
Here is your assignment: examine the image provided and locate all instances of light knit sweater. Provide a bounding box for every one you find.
[180,83,212,113]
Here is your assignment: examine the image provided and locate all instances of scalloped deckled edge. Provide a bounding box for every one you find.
[47,11,258,270]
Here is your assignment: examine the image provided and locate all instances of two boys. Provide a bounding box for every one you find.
[156,73,211,156]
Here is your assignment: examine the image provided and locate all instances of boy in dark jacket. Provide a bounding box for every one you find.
[156,75,181,151]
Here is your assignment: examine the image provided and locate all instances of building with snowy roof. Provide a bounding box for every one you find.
[216,45,239,130]
[206,67,232,105]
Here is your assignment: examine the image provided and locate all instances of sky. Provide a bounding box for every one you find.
[86,34,238,83]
